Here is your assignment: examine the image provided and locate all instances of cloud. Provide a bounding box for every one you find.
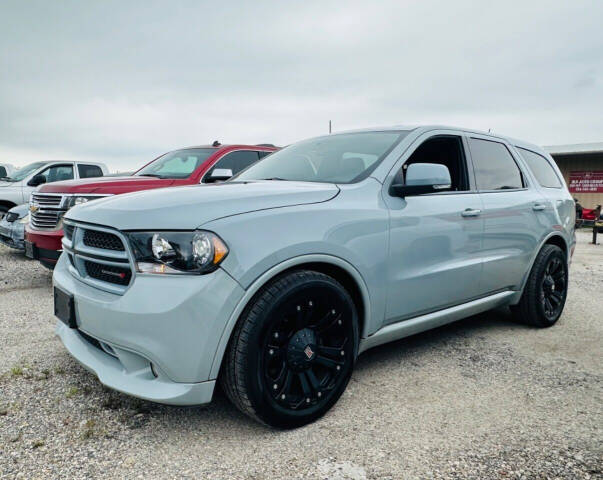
[0,0,602,170]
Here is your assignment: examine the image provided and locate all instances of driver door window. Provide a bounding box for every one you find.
[203,151,260,182]
[38,164,74,183]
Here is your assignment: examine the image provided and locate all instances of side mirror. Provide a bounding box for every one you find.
[28,174,47,187]
[206,168,233,183]
[389,163,452,197]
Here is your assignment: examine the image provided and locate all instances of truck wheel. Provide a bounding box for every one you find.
[220,270,358,428]
[512,244,568,327]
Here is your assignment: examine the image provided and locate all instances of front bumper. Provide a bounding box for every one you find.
[25,227,63,265]
[0,219,25,250]
[53,253,245,405]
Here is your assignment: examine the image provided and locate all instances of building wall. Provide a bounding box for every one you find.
[551,152,603,208]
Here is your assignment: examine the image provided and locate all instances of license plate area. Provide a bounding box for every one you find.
[25,241,38,259]
[54,287,77,328]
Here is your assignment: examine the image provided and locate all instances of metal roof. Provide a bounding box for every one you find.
[544,142,603,155]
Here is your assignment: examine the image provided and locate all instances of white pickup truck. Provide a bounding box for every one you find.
[0,160,108,214]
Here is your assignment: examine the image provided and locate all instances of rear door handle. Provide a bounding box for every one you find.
[461,208,481,217]
[532,203,546,211]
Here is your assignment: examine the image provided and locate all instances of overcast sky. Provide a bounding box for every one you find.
[1,0,602,171]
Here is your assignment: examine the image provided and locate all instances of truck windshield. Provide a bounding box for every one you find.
[135,148,215,179]
[1,162,46,182]
[234,131,408,184]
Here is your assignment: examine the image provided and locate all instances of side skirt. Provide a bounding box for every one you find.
[358,290,515,354]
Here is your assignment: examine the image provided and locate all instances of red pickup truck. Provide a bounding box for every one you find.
[25,143,277,268]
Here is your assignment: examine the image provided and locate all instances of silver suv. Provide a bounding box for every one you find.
[53,126,575,428]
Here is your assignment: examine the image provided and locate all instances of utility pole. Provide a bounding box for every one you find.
[329,120,332,134]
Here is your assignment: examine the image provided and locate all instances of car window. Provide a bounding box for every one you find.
[203,151,260,182]
[516,147,562,188]
[469,138,524,190]
[235,131,408,184]
[396,135,469,191]
[258,151,273,159]
[0,166,6,178]
[135,148,215,179]
[78,164,104,179]
[3,162,46,182]
[38,164,74,183]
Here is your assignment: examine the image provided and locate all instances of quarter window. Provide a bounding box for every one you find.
[469,138,524,191]
[516,147,561,188]
[204,151,260,182]
[78,164,104,179]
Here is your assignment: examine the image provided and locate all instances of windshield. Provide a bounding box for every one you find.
[1,162,46,182]
[235,131,408,184]
[135,148,215,179]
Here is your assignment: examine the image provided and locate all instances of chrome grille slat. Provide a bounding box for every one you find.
[30,194,65,230]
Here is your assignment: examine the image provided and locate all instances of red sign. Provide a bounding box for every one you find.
[568,171,603,193]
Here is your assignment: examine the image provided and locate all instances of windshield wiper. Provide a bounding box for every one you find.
[260,177,287,181]
[137,174,164,178]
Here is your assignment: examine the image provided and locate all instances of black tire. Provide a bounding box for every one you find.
[512,244,568,327]
[220,270,359,428]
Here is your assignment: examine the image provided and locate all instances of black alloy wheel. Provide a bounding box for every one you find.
[221,270,359,428]
[512,244,568,327]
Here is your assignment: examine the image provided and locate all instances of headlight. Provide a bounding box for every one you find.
[63,195,106,209]
[18,214,30,224]
[126,231,228,275]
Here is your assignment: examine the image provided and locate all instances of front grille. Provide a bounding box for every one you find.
[64,224,74,240]
[83,229,124,251]
[30,194,64,230]
[31,210,63,229]
[31,193,62,208]
[84,261,131,286]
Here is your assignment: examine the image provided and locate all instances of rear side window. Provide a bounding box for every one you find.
[516,147,562,188]
[0,166,6,177]
[78,164,104,179]
[204,151,260,182]
[469,138,524,190]
[258,151,272,159]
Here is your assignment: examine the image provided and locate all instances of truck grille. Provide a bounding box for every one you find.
[30,193,65,230]
[83,229,124,251]
[84,260,131,286]
[63,221,133,294]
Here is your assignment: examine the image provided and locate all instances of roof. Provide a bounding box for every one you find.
[544,142,603,156]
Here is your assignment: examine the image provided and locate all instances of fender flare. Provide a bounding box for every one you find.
[208,254,372,379]
[509,231,570,305]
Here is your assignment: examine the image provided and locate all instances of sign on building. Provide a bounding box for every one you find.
[568,171,603,193]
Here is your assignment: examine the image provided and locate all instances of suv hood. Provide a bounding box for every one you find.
[38,175,177,194]
[66,181,339,230]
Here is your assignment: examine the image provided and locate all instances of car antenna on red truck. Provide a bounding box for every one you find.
[212,140,221,147]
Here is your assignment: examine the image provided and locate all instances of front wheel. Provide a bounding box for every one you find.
[512,244,568,327]
[220,270,359,428]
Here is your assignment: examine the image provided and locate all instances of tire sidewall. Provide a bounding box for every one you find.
[531,247,568,326]
[243,273,359,428]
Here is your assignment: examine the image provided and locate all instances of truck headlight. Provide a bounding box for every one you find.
[126,231,228,275]
[63,195,106,209]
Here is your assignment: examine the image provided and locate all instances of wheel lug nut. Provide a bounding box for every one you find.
[269,349,274,355]
[274,332,279,338]
[308,301,313,306]
[336,365,341,371]
[306,398,310,403]
[273,384,278,390]
[331,309,336,314]
[281,394,286,400]
[317,392,322,398]
[340,350,345,356]
[338,319,342,325]
[296,305,301,311]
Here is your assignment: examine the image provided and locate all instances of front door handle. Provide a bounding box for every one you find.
[532,203,546,211]
[461,208,481,217]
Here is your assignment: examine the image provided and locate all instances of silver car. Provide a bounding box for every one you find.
[53,126,575,428]
[0,203,29,250]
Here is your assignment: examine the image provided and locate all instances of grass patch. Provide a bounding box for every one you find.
[66,386,79,398]
[10,366,23,377]
[32,440,45,449]
[82,419,96,439]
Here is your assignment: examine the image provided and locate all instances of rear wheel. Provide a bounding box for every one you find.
[220,270,358,428]
[512,244,568,327]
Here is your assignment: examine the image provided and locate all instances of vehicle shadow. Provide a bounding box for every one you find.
[78,305,530,436]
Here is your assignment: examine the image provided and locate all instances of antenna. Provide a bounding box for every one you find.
[329,120,332,134]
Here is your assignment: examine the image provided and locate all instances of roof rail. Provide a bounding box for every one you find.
[256,143,276,147]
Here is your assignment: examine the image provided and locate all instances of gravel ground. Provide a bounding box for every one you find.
[0,231,601,479]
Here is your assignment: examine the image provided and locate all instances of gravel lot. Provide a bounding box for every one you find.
[0,231,601,479]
